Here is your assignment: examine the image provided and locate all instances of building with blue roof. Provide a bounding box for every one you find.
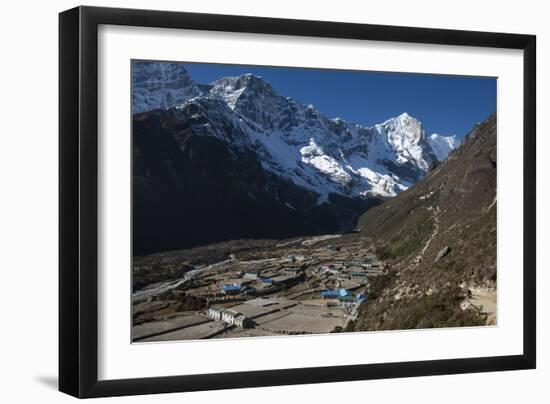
[222,284,242,295]
[321,288,367,306]
[321,289,339,299]
[338,288,351,297]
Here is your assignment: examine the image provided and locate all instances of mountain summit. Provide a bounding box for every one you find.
[132,61,204,113]
[132,61,461,253]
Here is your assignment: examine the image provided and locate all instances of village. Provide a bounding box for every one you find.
[132,234,388,342]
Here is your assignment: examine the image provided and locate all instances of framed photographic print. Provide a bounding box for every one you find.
[59,6,536,398]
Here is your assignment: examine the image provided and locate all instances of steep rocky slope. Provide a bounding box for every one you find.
[132,61,460,254]
[351,113,497,330]
[133,108,380,254]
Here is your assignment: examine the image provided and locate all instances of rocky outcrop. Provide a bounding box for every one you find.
[434,246,451,262]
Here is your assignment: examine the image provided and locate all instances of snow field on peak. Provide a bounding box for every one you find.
[133,61,460,202]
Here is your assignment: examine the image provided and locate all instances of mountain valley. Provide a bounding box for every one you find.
[131,61,496,338]
[133,61,459,254]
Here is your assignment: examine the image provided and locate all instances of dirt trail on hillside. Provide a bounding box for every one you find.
[412,206,440,267]
[466,289,497,325]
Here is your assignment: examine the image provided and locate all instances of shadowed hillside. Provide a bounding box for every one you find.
[133,109,382,255]
[132,62,460,255]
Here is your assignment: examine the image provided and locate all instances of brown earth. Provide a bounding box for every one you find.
[350,113,497,331]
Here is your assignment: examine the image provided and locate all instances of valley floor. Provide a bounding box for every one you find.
[132,231,492,342]
[132,233,385,341]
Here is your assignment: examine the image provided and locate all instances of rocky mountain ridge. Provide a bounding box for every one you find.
[133,61,459,201]
[132,61,461,254]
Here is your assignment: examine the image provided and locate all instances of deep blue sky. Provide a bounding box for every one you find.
[185,63,496,139]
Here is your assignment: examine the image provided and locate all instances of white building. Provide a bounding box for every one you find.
[244,271,259,280]
[208,307,251,328]
[221,309,239,324]
[207,307,222,321]
[323,266,340,275]
[233,314,250,328]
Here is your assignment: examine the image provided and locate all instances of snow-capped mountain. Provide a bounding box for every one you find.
[427,133,459,161]
[132,61,205,113]
[132,61,461,253]
[133,63,458,199]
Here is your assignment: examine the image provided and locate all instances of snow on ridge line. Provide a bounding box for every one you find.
[133,61,460,200]
[428,133,460,161]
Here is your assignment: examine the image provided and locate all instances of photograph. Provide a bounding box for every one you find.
[131,60,497,342]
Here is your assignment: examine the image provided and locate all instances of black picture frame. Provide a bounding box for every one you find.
[59,5,536,398]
